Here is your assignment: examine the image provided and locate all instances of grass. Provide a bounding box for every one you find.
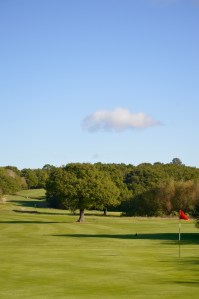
[0,189,199,299]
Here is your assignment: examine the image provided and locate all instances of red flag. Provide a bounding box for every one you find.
[179,210,190,221]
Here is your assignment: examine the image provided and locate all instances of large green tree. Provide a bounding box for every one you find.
[95,163,131,215]
[46,163,120,222]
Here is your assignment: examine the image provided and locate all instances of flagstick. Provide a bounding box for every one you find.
[178,219,181,258]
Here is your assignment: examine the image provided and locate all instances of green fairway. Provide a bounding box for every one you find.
[0,190,199,299]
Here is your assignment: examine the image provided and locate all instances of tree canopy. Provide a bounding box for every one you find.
[0,167,26,197]
[2,160,199,224]
[46,163,120,221]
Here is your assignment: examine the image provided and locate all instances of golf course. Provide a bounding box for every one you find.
[0,189,198,299]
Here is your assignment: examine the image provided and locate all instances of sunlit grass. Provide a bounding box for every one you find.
[0,189,198,298]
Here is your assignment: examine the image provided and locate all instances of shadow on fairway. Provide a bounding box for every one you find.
[10,199,46,208]
[0,220,66,224]
[52,233,199,244]
[175,281,199,284]
[12,209,72,216]
[13,194,46,201]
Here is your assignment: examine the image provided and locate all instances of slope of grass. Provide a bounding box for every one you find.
[0,189,198,298]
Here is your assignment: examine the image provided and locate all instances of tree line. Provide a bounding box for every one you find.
[1,160,199,223]
[0,164,53,198]
[45,160,199,221]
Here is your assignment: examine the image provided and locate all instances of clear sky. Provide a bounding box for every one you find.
[0,0,199,169]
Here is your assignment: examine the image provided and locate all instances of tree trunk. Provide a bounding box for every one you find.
[77,209,85,222]
[103,208,107,216]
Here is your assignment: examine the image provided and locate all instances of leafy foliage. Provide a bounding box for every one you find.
[2,160,199,224]
[0,167,26,196]
[21,168,49,189]
[46,163,120,221]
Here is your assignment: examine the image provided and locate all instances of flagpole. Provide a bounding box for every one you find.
[178,210,189,258]
[178,219,181,258]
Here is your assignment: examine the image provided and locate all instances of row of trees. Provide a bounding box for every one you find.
[45,161,199,221]
[2,159,199,223]
[122,162,199,216]
[123,179,199,217]
[0,167,27,198]
[0,164,54,199]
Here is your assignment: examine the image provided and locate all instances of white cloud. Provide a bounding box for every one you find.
[82,108,161,132]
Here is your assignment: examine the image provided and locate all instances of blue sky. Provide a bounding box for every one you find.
[0,0,199,169]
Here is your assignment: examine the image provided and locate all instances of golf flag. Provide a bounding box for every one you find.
[178,210,190,257]
[179,210,190,221]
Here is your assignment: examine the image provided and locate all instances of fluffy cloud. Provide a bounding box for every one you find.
[82,108,161,132]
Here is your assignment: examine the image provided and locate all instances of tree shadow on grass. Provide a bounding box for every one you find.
[0,220,69,224]
[52,233,199,244]
[12,209,75,216]
[175,280,199,285]
[10,199,46,208]
[10,198,76,216]
[14,194,45,200]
